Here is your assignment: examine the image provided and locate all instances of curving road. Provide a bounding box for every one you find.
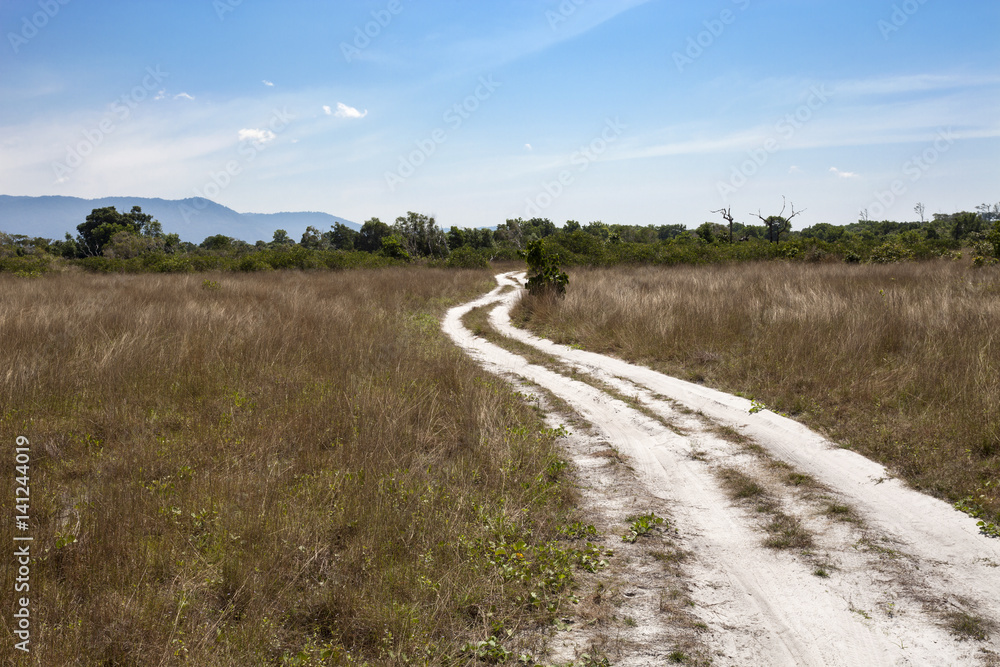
[443,272,1000,667]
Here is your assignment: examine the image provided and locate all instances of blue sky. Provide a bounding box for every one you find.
[2,0,997,235]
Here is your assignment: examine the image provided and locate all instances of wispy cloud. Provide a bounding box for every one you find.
[834,73,1000,97]
[333,102,367,119]
[262,80,274,87]
[174,92,195,101]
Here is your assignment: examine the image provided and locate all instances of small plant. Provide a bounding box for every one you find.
[622,512,664,543]
[954,496,1000,538]
[749,399,767,414]
[461,635,511,664]
[558,521,598,541]
[201,279,221,290]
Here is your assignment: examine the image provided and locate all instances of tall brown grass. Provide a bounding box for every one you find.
[515,262,1000,521]
[0,268,577,665]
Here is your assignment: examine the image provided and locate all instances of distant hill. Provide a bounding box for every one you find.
[0,195,360,244]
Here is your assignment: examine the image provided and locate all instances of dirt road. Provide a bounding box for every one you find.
[443,272,1000,666]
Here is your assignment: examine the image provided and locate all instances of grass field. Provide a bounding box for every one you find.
[0,268,593,665]
[514,261,1000,525]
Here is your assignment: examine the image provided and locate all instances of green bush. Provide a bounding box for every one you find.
[523,239,568,297]
[446,246,490,270]
[237,255,272,272]
[869,240,913,264]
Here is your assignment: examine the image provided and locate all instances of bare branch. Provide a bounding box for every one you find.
[712,207,737,242]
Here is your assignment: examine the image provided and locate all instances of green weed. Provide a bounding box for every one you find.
[622,512,665,543]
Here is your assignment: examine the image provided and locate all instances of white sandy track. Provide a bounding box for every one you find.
[444,273,1000,666]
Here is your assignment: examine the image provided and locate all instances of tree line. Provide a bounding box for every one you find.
[2,201,999,275]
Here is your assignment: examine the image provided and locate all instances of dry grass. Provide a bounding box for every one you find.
[514,262,1000,522]
[0,268,583,665]
[715,467,814,551]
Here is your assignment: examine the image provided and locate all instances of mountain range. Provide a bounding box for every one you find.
[0,195,360,244]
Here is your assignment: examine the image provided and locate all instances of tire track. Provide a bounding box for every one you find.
[444,272,998,666]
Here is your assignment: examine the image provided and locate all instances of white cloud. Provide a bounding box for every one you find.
[322,105,332,116]
[154,89,166,101]
[333,102,367,119]
[829,166,859,179]
[789,165,801,174]
[525,143,533,151]
[174,92,195,101]
[238,128,276,145]
[262,80,274,87]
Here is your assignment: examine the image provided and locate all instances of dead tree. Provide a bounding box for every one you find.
[711,206,736,244]
[755,196,805,244]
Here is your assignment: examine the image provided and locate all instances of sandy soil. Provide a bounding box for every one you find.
[443,272,1000,666]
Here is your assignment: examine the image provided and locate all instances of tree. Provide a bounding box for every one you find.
[695,222,716,243]
[357,218,391,252]
[950,211,982,240]
[800,223,845,243]
[465,227,494,249]
[393,211,448,258]
[103,231,166,259]
[657,224,686,240]
[76,205,158,256]
[202,234,235,252]
[300,226,323,249]
[975,202,1000,223]
[522,217,556,241]
[270,229,294,247]
[447,226,465,250]
[495,219,525,249]
[583,221,609,240]
[755,197,804,243]
[711,206,736,243]
[563,220,581,232]
[329,222,359,251]
[914,202,926,223]
[380,234,410,260]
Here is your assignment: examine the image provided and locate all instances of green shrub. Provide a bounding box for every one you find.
[237,254,272,272]
[523,239,568,297]
[445,246,490,270]
[869,241,913,264]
